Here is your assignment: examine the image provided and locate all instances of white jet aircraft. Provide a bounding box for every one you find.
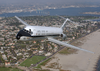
[15,16,94,53]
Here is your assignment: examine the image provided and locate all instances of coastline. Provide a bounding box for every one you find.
[83,12,100,15]
[0,7,100,17]
[42,29,100,71]
[0,6,99,15]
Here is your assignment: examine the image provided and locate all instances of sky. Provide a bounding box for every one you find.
[0,0,100,5]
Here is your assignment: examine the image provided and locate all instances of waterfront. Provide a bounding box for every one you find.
[0,7,100,17]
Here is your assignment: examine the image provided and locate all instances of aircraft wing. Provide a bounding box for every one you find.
[15,16,30,26]
[47,37,94,54]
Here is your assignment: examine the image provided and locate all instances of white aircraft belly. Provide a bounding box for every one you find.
[19,36,46,41]
[19,35,60,41]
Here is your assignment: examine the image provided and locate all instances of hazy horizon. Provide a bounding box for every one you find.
[0,0,100,5]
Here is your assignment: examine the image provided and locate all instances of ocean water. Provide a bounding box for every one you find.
[0,7,100,17]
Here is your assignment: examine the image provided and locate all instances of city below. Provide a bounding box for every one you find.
[0,15,100,71]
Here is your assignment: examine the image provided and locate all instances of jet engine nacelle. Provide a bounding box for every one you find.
[61,34,67,39]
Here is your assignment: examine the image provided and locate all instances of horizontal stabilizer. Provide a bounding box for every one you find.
[58,15,78,29]
[48,37,94,54]
[61,18,70,29]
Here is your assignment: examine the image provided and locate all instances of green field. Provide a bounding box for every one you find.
[20,55,46,67]
[0,67,22,71]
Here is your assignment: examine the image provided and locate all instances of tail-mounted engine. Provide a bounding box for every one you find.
[61,34,67,39]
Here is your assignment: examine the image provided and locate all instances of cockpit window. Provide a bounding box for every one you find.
[29,29,31,32]
[23,29,33,34]
[23,29,27,32]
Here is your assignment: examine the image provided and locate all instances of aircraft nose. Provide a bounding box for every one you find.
[16,32,22,40]
[16,35,20,40]
[16,30,23,40]
[16,29,31,40]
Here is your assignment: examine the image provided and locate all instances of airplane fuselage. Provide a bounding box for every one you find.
[16,26,63,41]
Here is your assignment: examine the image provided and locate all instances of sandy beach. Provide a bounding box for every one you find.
[44,29,100,71]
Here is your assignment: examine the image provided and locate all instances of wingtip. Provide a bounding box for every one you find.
[88,51,95,54]
[92,52,95,54]
[15,16,17,18]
